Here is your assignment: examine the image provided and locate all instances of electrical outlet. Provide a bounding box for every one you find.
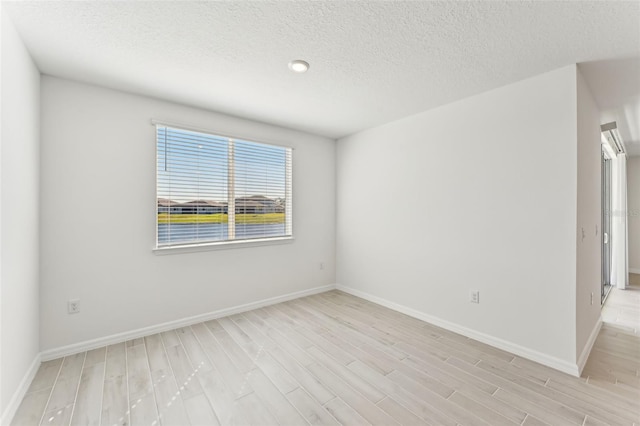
[469,290,480,304]
[590,292,594,305]
[319,262,325,270]
[68,299,80,314]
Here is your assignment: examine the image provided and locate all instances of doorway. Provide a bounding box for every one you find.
[602,149,613,302]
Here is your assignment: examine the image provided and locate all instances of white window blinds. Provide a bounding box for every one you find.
[156,125,292,247]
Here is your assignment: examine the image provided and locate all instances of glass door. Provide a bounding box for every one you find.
[602,149,612,303]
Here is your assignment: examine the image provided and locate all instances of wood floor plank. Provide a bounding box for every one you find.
[126,338,144,347]
[544,374,639,416]
[256,319,315,367]
[386,370,489,426]
[100,375,129,426]
[376,396,428,426]
[44,372,83,413]
[357,343,456,400]
[229,313,276,350]
[162,342,204,400]
[128,392,159,426]
[439,334,515,363]
[293,299,409,361]
[493,388,581,426]
[483,361,629,424]
[253,351,299,394]
[304,297,400,348]
[144,333,172,385]
[146,330,193,425]
[126,342,160,426]
[403,354,497,396]
[441,380,527,424]
[307,346,385,403]
[183,393,220,426]
[277,302,331,335]
[449,357,585,425]
[447,391,518,425]
[247,369,309,425]
[160,330,182,348]
[586,375,640,402]
[58,353,86,380]
[323,397,370,426]
[546,378,640,423]
[70,362,105,426]
[521,414,551,426]
[190,322,253,398]
[583,415,611,426]
[285,387,339,426]
[105,343,127,381]
[397,342,497,394]
[262,305,300,330]
[236,309,333,406]
[126,344,153,400]
[211,329,256,373]
[196,369,244,425]
[40,403,74,426]
[175,326,214,373]
[396,331,480,365]
[11,388,51,426]
[27,359,63,394]
[84,347,107,367]
[306,362,399,425]
[268,346,336,405]
[347,359,455,426]
[152,373,191,426]
[476,360,627,425]
[510,355,587,387]
[13,287,640,426]
[304,330,357,366]
[218,316,253,346]
[229,392,279,426]
[203,319,225,334]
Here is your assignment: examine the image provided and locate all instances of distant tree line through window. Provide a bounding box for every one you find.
[156,125,292,247]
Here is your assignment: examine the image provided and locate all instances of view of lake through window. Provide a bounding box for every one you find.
[156,125,292,247]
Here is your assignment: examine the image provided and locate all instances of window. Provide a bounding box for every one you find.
[156,124,292,248]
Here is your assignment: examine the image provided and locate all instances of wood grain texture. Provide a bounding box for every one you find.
[13,285,640,425]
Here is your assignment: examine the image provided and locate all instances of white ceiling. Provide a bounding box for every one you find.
[580,58,640,157]
[4,1,640,139]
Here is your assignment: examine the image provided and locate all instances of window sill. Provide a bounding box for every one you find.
[153,236,294,255]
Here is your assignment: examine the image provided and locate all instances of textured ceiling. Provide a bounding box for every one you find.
[4,1,640,139]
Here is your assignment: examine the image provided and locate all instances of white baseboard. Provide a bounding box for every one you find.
[41,284,335,361]
[577,317,602,375]
[629,268,640,274]
[1,353,41,426]
[336,284,581,377]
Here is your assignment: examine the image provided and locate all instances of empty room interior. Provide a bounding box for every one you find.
[2,1,640,425]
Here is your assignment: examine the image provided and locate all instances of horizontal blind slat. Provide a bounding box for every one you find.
[157,125,292,246]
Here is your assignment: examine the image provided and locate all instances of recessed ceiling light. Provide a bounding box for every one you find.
[288,60,309,73]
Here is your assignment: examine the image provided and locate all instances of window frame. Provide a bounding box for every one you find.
[152,119,293,253]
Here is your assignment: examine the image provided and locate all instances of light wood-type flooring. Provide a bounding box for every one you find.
[601,274,640,335]
[11,284,640,425]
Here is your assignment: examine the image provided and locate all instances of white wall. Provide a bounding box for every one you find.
[0,10,41,419]
[575,68,602,363]
[628,156,640,271]
[337,66,579,368]
[40,76,336,351]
